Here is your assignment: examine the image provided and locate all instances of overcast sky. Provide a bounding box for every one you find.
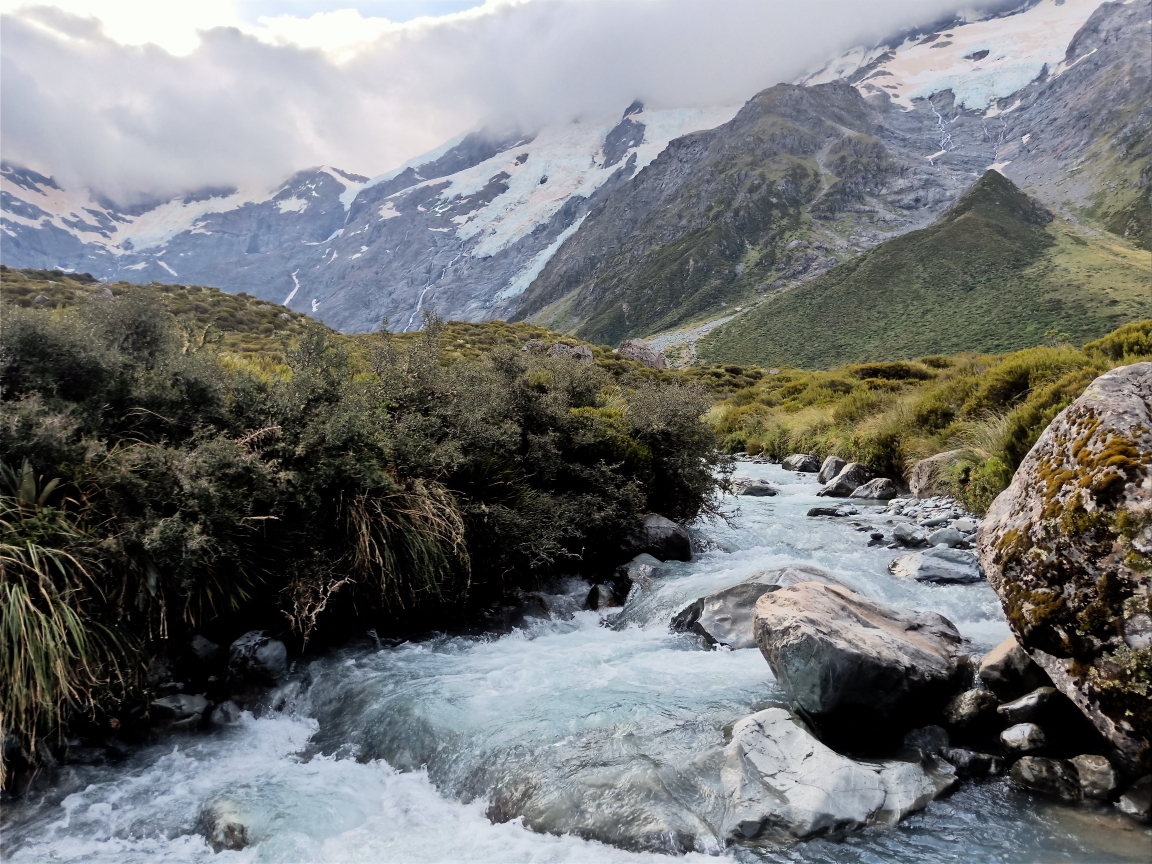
[2,0,1001,203]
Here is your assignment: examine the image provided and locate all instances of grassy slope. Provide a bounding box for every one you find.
[697,172,1152,369]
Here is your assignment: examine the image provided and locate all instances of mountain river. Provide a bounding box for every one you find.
[3,464,1149,862]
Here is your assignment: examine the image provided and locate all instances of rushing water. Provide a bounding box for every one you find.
[4,464,1149,862]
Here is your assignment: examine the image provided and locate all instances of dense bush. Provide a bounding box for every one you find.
[0,290,726,783]
[710,320,1152,511]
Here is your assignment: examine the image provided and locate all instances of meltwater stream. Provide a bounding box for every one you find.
[4,465,1150,862]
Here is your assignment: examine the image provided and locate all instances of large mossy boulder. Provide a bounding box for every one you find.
[977,362,1152,771]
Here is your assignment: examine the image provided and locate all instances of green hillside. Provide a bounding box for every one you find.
[697,171,1151,369]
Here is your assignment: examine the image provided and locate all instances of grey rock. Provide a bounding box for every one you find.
[622,514,691,562]
[952,518,978,533]
[978,636,1051,701]
[152,693,210,729]
[782,453,821,472]
[721,707,957,842]
[817,462,871,497]
[887,547,983,584]
[849,478,897,500]
[753,582,966,745]
[189,635,225,668]
[586,580,629,609]
[907,450,962,499]
[903,725,950,756]
[617,339,664,369]
[1117,775,1151,824]
[210,700,244,726]
[891,523,927,547]
[997,687,1059,724]
[616,553,663,588]
[942,689,999,731]
[945,748,1005,779]
[228,631,289,685]
[672,565,841,648]
[818,455,848,484]
[1069,754,1120,800]
[522,339,547,353]
[1000,723,1046,754]
[732,477,779,497]
[1010,756,1081,801]
[920,515,951,528]
[197,797,250,852]
[546,343,594,363]
[927,527,964,548]
[807,506,853,517]
[978,363,1152,767]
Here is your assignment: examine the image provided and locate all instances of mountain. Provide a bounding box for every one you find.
[694,170,1150,368]
[0,105,738,332]
[2,0,1146,346]
[513,0,1150,347]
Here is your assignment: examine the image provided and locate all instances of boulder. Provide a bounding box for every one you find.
[151,694,210,729]
[197,797,250,852]
[849,478,898,500]
[586,578,630,610]
[753,582,967,746]
[908,450,962,499]
[942,689,999,733]
[210,700,244,726]
[522,339,547,353]
[1069,754,1120,800]
[891,523,927,547]
[902,725,950,757]
[977,636,1050,701]
[818,455,848,484]
[1010,756,1081,801]
[945,748,1005,779]
[621,514,691,562]
[887,547,983,585]
[952,517,979,534]
[1118,775,1151,823]
[546,343,594,363]
[189,635,225,668]
[1001,723,1046,754]
[721,707,957,842]
[996,687,1058,724]
[782,453,820,473]
[806,506,856,517]
[615,553,663,588]
[228,631,288,686]
[926,527,965,548]
[817,463,872,497]
[732,477,779,497]
[671,565,840,649]
[616,339,664,370]
[977,363,1152,769]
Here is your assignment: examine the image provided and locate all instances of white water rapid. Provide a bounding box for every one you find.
[3,464,1148,862]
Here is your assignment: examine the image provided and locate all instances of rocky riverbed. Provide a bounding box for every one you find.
[1,464,1148,862]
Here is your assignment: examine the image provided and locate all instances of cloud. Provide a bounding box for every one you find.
[1,0,1003,203]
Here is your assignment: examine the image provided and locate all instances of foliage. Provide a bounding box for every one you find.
[0,287,726,784]
[709,322,1152,513]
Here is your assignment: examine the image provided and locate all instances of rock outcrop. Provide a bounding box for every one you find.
[977,363,1152,770]
[721,707,957,842]
[753,582,967,745]
[616,339,664,369]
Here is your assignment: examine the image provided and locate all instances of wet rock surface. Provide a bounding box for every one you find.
[888,547,983,584]
[1010,756,1081,801]
[818,455,848,484]
[621,513,692,562]
[782,453,821,473]
[721,707,957,842]
[818,462,872,497]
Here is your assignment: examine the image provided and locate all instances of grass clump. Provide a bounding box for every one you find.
[710,320,1152,511]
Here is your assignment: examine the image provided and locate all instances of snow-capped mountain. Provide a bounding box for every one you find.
[3,0,1146,342]
[2,104,738,331]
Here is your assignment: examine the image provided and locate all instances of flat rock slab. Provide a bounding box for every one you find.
[887,547,983,584]
[722,707,957,842]
[753,582,967,746]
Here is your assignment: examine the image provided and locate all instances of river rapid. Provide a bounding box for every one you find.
[4,464,1149,862]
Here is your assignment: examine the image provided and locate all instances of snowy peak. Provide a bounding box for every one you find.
[801,0,1108,111]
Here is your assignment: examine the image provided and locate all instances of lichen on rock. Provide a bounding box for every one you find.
[977,362,1151,770]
